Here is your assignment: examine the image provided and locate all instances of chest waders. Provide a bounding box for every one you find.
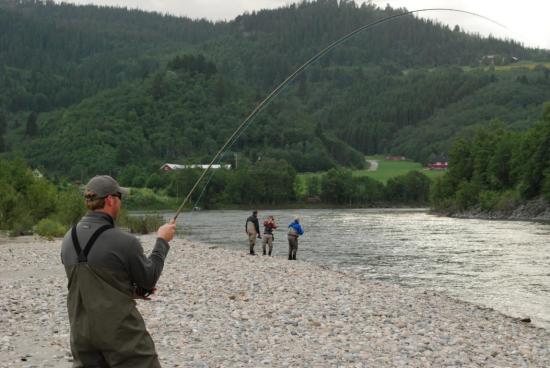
[68,221,161,368]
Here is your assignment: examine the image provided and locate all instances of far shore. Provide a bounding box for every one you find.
[434,197,550,222]
[1,234,549,367]
[130,197,550,224]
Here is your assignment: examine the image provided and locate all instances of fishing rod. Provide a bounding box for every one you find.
[172,8,506,221]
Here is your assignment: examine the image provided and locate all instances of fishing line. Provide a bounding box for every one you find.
[173,8,507,221]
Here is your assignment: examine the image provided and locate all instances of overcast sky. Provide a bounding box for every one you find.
[61,0,550,49]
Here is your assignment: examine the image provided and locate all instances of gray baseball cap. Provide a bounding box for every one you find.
[84,175,129,198]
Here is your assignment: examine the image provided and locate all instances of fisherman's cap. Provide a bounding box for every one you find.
[85,175,129,198]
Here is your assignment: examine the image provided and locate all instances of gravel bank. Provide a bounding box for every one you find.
[1,234,549,367]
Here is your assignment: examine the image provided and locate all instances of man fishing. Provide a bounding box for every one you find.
[287,216,304,260]
[262,215,278,256]
[60,175,176,367]
[245,210,261,255]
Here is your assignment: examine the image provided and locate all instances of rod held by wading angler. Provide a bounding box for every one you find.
[171,8,507,221]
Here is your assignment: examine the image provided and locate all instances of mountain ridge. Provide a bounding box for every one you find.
[0,0,549,181]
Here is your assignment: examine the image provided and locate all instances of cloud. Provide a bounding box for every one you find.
[66,0,292,20]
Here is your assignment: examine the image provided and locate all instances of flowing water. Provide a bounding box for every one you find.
[161,208,550,330]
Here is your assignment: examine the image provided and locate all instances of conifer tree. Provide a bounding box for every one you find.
[25,111,38,137]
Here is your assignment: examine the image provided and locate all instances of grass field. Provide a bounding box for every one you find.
[458,61,550,73]
[357,155,445,183]
[492,61,550,72]
[409,61,550,74]
[296,156,446,195]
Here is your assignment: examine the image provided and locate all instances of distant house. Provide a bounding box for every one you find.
[480,55,520,66]
[427,162,448,170]
[160,163,231,172]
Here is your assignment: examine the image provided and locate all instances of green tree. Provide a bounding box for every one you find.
[447,137,473,187]
[429,175,455,210]
[305,175,321,197]
[0,110,6,135]
[0,157,82,234]
[350,176,384,205]
[320,168,353,204]
[25,111,38,137]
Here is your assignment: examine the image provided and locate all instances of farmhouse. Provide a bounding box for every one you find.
[427,162,448,170]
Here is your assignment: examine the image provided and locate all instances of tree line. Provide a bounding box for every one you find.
[430,103,550,212]
[0,155,432,235]
[126,161,431,209]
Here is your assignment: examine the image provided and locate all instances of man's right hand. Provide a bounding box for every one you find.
[158,220,176,242]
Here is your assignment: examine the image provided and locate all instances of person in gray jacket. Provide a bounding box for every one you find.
[60,175,176,368]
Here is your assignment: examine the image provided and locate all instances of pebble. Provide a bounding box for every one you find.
[0,234,549,367]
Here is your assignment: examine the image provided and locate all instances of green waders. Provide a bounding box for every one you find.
[67,225,161,368]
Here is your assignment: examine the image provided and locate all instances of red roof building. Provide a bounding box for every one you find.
[427,162,448,170]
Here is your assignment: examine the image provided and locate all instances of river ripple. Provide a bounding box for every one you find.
[163,208,550,330]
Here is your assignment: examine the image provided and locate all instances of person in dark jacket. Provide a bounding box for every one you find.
[287,216,304,260]
[245,210,261,255]
[262,215,277,256]
[60,175,176,368]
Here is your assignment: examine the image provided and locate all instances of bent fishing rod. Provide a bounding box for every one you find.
[172,8,506,221]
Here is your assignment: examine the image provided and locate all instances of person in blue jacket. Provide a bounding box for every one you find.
[287,216,304,260]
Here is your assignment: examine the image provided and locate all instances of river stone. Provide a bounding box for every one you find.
[0,234,549,367]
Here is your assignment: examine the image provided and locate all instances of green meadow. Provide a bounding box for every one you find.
[355,156,445,183]
[492,61,550,72]
[296,156,446,196]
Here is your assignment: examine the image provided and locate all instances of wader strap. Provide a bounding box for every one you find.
[71,224,114,263]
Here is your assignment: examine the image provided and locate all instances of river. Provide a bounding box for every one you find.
[162,208,550,330]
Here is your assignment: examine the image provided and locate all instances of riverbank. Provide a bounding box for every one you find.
[438,197,550,222]
[1,235,550,367]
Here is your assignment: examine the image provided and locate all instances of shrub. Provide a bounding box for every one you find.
[124,188,174,210]
[430,175,455,211]
[118,211,164,234]
[321,168,353,204]
[8,217,34,237]
[35,218,67,240]
[454,180,480,210]
[385,171,431,204]
[542,174,550,203]
[54,187,86,227]
[479,190,499,211]
[305,175,321,197]
[494,189,521,212]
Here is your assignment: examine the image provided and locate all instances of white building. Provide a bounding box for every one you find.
[160,163,231,172]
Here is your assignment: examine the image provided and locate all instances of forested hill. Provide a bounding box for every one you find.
[218,1,540,87]
[1,0,549,182]
[0,0,221,112]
